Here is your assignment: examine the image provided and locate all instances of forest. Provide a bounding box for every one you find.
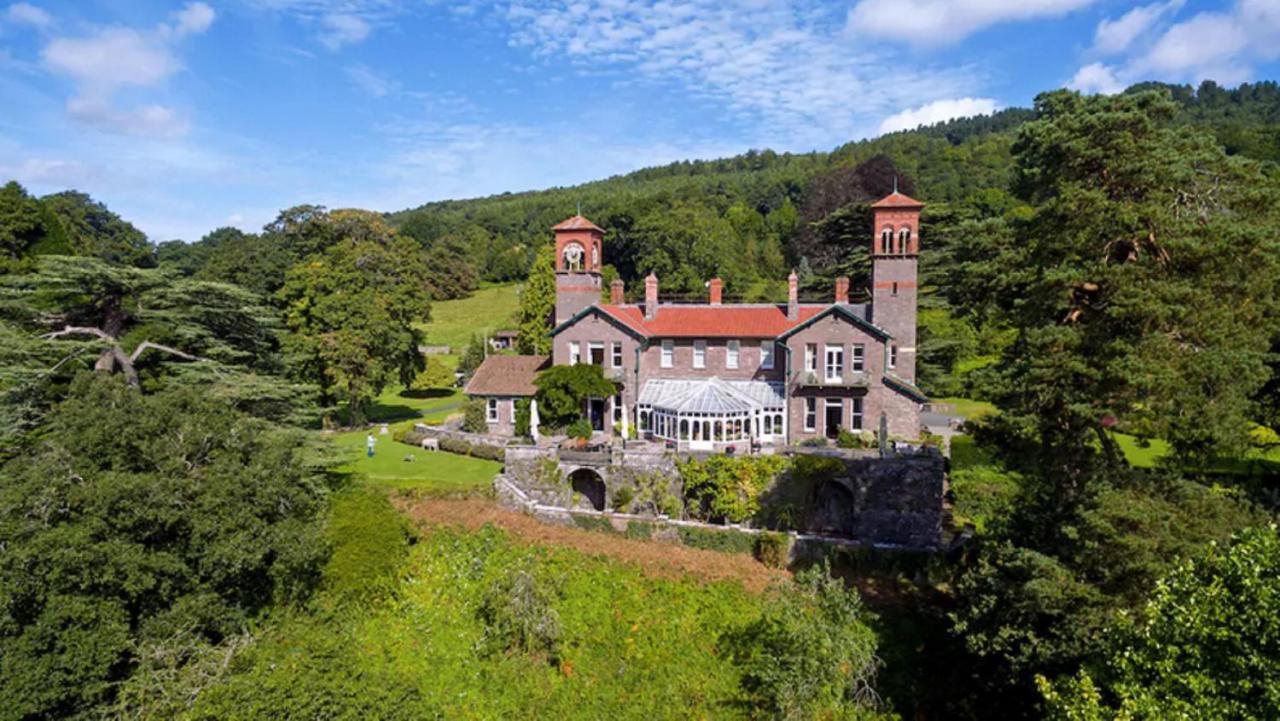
[1,80,1279,720]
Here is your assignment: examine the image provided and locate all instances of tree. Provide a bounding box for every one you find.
[42,190,154,267]
[1041,526,1280,720]
[0,374,334,719]
[278,211,431,426]
[532,364,617,428]
[516,245,555,354]
[726,563,887,721]
[0,181,68,267]
[456,333,487,381]
[410,355,454,391]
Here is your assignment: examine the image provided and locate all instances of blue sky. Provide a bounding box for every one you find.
[1,0,1277,241]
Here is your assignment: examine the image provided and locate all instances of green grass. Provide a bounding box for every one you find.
[330,426,501,491]
[417,282,522,352]
[365,386,464,426]
[931,397,997,419]
[187,523,762,720]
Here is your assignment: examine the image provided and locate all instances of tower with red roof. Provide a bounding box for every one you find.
[553,215,605,325]
[869,190,923,382]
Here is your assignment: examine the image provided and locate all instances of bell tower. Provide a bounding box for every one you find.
[553,215,604,325]
[869,190,923,382]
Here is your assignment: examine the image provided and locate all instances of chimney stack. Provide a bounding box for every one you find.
[610,278,625,304]
[645,273,659,320]
[787,270,799,320]
[708,278,723,306]
[834,276,849,304]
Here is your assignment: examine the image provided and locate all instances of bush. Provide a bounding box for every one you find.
[462,398,488,433]
[754,532,790,568]
[476,569,563,663]
[611,485,635,512]
[677,526,756,555]
[439,436,473,455]
[658,494,684,519]
[572,515,617,534]
[470,442,506,462]
[725,563,883,720]
[567,417,593,440]
[800,436,827,447]
[322,488,414,607]
[514,398,531,438]
[679,454,788,523]
[836,428,860,449]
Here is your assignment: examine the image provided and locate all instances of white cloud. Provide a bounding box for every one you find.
[318,13,371,49]
[38,6,214,138]
[498,0,979,146]
[878,97,998,134]
[846,0,1096,45]
[1093,0,1182,55]
[345,63,397,96]
[1068,62,1124,94]
[6,2,52,28]
[1073,0,1280,92]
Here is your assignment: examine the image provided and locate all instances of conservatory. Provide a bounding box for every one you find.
[636,378,787,452]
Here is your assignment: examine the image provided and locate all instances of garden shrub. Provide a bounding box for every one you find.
[470,442,506,462]
[572,515,617,534]
[679,454,788,523]
[439,436,473,456]
[322,487,414,607]
[462,398,488,433]
[800,436,827,447]
[677,526,755,555]
[658,494,684,519]
[514,398,531,438]
[836,429,860,449]
[725,562,884,720]
[611,485,635,512]
[567,417,593,440]
[476,569,563,663]
[624,520,654,540]
[754,531,790,568]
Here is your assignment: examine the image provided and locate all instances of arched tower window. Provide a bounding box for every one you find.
[880,227,893,254]
[898,227,911,254]
[563,242,584,271]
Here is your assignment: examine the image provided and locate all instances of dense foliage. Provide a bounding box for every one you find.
[532,363,618,428]
[0,375,336,719]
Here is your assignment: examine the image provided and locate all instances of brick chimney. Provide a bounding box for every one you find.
[834,276,849,304]
[610,278,625,304]
[645,273,659,320]
[708,278,723,306]
[787,270,799,321]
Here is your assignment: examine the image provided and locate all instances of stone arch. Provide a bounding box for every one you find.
[568,467,607,511]
[809,479,856,536]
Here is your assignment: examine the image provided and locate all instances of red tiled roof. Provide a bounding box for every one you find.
[552,215,604,232]
[596,304,828,338]
[871,192,925,209]
[465,355,549,396]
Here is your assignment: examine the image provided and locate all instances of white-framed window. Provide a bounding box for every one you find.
[509,398,517,423]
[612,395,622,424]
[760,340,774,369]
[889,344,898,369]
[898,227,911,253]
[693,340,706,369]
[661,339,674,368]
[588,341,605,365]
[727,340,740,369]
[880,227,893,254]
[611,341,623,368]
[852,343,865,373]
[804,343,817,372]
[824,344,844,382]
[851,398,863,429]
[804,398,816,431]
[568,341,580,365]
[486,398,499,423]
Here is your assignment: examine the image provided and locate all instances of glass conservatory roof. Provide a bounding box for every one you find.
[638,378,785,415]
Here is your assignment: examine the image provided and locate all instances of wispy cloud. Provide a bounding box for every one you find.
[38,2,216,138]
[345,63,398,96]
[318,13,371,50]
[1070,0,1280,94]
[243,0,403,49]
[878,97,998,134]
[846,0,1096,45]
[5,2,53,29]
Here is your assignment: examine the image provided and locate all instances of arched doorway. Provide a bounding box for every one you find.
[810,480,856,536]
[569,468,607,511]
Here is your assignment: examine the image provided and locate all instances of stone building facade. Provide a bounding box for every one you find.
[466,191,929,447]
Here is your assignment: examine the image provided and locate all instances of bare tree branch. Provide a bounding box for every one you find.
[41,326,114,341]
[129,341,208,364]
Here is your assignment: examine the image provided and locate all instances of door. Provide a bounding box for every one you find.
[589,398,606,431]
[824,399,843,439]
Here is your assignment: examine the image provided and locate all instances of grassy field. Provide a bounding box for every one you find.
[417,283,522,352]
[330,427,501,491]
[187,501,766,720]
[932,396,997,419]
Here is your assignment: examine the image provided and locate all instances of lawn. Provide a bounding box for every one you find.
[417,282,522,352]
[931,396,997,419]
[329,426,500,492]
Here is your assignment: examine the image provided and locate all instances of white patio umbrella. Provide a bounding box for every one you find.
[529,398,540,443]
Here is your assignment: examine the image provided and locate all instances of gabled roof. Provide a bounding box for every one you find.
[465,355,549,397]
[775,303,891,342]
[594,304,828,338]
[552,215,604,232]
[883,374,928,403]
[871,192,925,209]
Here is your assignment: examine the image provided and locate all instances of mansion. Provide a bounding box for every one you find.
[465,191,929,450]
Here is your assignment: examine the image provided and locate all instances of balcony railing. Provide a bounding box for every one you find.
[796,371,871,389]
